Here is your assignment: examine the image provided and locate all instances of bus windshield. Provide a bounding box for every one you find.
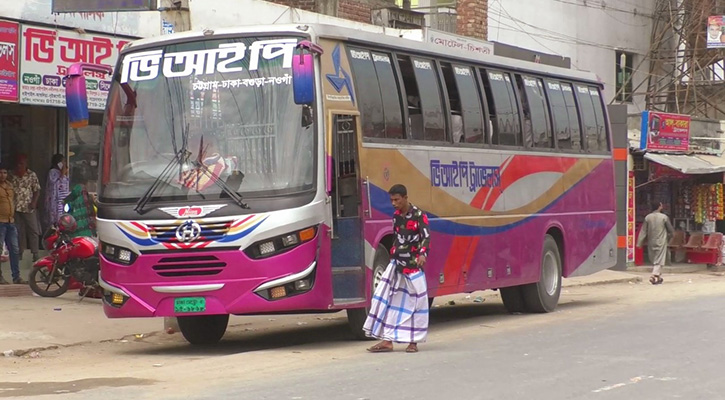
[99,36,315,204]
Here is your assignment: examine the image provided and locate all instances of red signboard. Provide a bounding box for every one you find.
[640,111,691,152]
[0,20,20,102]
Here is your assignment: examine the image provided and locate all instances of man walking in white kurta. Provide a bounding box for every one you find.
[637,202,674,285]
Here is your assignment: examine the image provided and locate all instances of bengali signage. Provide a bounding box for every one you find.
[639,111,690,152]
[52,0,157,13]
[20,25,131,110]
[627,171,635,263]
[0,21,20,103]
[425,29,493,57]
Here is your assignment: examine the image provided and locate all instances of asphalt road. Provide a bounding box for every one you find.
[200,294,724,400]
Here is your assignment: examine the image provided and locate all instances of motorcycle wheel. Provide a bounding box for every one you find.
[29,266,70,297]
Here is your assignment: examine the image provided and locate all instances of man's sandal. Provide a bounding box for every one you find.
[367,343,393,353]
[649,275,663,285]
[405,344,418,353]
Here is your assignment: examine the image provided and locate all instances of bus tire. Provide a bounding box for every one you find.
[499,286,526,314]
[177,314,229,345]
[522,235,562,313]
[347,244,389,340]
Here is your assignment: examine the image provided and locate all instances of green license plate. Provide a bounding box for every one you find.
[174,297,206,313]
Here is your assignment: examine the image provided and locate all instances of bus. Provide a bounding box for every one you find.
[63,23,616,345]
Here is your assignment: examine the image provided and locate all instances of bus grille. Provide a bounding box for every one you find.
[148,221,232,243]
[152,255,227,277]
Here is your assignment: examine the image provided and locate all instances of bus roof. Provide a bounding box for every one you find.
[125,23,601,86]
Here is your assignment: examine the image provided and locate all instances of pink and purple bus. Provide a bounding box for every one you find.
[65,24,616,344]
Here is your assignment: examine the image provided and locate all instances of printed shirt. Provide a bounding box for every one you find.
[0,182,15,223]
[10,170,40,213]
[391,204,431,271]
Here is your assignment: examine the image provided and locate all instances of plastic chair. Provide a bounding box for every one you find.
[668,230,686,250]
[683,232,705,250]
[701,232,723,251]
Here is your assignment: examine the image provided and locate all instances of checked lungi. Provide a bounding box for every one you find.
[363,261,429,343]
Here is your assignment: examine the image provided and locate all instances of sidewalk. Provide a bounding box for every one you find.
[0,269,649,356]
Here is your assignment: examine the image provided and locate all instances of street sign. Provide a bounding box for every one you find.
[52,0,157,13]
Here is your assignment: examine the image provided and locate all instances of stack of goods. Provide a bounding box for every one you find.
[692,184,725,223]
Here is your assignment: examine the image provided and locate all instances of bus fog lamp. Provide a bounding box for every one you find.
[118,249,132,263]
[259,241,276,255]
[270,286,287,299]
[111,293,125,305]
[104,244,116,256]
[294,279,310,291]
[282,234,299,247]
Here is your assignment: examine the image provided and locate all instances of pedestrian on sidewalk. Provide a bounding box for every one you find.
[364,184,431,353]
[44,154,69,230]
[0,164,25,285]
[10,154,41,262]
[637,202,674,285]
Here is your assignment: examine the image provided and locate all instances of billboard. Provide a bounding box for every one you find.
[708,16,725,49]
[0,20,20,103]
[20,25,130,110]
[639,111,690,152]
[52,0,157,13]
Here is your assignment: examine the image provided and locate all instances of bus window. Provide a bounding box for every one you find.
[518,75,553,148]
[348,48,385,139]
[398,55,447,142]
[371,52,404,139]
[482,69,521,146]
[575,84,600,152]
[560,82,582,150]
[589,86,609,151]
[441,63,484,144]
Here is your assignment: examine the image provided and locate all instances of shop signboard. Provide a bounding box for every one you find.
[707,16,725,49]
[648,162,688,180]
[0,20,20,103]
[627,171,635,263]
[639,110,691,152]
[20,25,130,110]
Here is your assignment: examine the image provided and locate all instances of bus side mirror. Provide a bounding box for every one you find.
[65,63,113,128]
[292,53,315,105]
[66,73,89,128]
[292,41,323,106]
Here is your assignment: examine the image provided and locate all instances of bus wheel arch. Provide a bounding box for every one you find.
[522,233,563,313]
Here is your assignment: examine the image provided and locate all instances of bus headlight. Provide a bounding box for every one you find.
[245,226,318,259]
[101,242,137,265]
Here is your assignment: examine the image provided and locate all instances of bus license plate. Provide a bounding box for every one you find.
[174,297,206,313]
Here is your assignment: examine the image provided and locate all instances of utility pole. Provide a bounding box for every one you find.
[159,0,190,335]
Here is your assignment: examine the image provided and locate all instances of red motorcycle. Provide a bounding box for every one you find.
[28,214,100,298]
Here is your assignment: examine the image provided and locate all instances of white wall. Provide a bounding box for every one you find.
[2,0,161,37]
[488,0,654,113]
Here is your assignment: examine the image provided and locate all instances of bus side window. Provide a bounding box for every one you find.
[518,75,553,149]
[482,69,521,146]
[347,48,385,139]
[589,86,609,151]
[560,82,582,151]
[575,84,600,152]
[371,52,404,140]
[441,63,484,144]
[545,80,571,150]
[398,56,447,142]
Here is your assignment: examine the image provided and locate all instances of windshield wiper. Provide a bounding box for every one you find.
[189,135,249,209]
[134,147,191,215]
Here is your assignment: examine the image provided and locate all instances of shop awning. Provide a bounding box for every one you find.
[645,153,725,174]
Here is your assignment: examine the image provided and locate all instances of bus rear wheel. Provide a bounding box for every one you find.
[347,244,389,340]
[522,235,562,313]
[177,314,229,345]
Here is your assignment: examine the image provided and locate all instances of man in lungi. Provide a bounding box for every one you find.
[364,184,431,353]
[637,202,674,285]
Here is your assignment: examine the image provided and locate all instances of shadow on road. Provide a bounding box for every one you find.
[118,297,612,357]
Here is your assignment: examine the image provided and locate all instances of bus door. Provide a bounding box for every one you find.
[329,113,366,305]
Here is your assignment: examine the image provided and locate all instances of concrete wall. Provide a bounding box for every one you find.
[489,0,654,114]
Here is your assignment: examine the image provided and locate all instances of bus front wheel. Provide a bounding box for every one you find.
[347,244,389,340]
[499,286,526,314]
[522,235,562,313]
[177,314,229,345]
